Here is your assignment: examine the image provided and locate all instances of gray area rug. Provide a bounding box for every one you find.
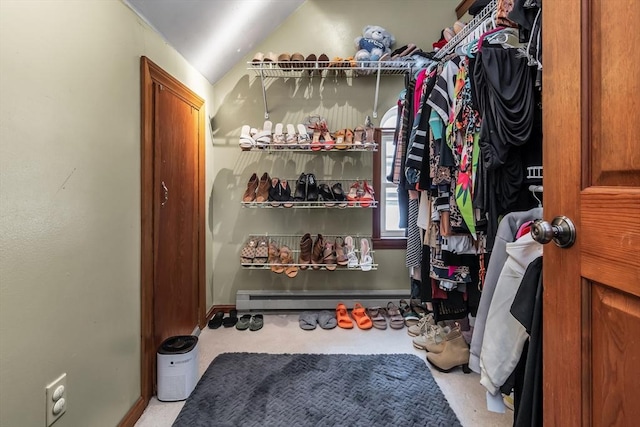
[173,352,461,427]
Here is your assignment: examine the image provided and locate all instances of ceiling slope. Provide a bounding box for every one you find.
[124,0,304,84]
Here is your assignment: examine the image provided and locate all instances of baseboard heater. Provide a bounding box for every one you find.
[236,290,410,312]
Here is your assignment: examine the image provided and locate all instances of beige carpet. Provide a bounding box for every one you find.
[135,313,513,427]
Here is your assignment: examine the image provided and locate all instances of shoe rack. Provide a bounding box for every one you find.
[247,60,416,119]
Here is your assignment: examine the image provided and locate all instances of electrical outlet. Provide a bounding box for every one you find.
[45,373,66,427]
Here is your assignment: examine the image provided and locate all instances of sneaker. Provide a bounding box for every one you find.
[412,324,450,352]
[407,313,435,337]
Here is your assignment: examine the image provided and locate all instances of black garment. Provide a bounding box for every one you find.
[469,0,492,16]
[421,245,433,302]
[510,256,543,427]
[433,288,468,322]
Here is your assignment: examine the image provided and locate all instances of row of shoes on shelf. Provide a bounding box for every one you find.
[240,235,373,277]
[239,117,375,150]
[242,172,375,207]
[207,310,264,331]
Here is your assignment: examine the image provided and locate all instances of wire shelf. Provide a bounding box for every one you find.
[240,142,378,153]
[247,61,417,78]
[240,234,377,271]
[241,200,377,209]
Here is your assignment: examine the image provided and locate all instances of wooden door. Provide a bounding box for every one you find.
[544,1,640,425]
[140,57,206,400]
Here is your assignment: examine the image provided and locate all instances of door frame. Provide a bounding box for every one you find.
[139,56,206,402]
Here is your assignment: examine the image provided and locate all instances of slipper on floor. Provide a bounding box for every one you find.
[317,310,337,330]
[366,306,387,330]
[299,311,319,330]
[351,303,373,330]
[223,309,239,328]
[249,314,264,331]
[385,302,405,329]
[235,314,252,330]
[207,311,224,329]
[336,303,354,329]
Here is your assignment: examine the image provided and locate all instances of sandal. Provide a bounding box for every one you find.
[240,238,257,266]
[323,241,337,271]
[278,245,298,278]
[268,177,282,207]
[222,309,238,328]
[285,124,297,145]
[254,120,273,147]
[254,237,269,265]
[269,241,283,273]
[331,183,348,207]
[363,115,375,147]
[353,126,365,147]
[366,306,387,330]
[310,123,323,151]
[272,123,286,147]
[296,124,311,148]
[318,184,336,207]
[386,302,405,329]
[336,303,354,329]
[344,236,359,268]
[346,181,362,206]
[359,238,373,272]
[343,129,354,150]
[334,237,349,266]
[280,180,294,208]
[239,125,256,150]
[351,303,373,330]
[360,180,375,208]
[334,129,347,150]
[320,122,334,150]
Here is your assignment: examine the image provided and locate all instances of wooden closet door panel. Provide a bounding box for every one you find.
[153,84,199,342]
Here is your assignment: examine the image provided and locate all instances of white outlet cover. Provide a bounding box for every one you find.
[45,373,67,427]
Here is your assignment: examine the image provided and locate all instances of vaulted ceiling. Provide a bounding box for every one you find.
[124,0,305,84]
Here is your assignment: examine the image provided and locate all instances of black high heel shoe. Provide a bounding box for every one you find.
[318,183,336,206]
[306,173,319,202]
[294,173,307,202]
[331,182,348,207]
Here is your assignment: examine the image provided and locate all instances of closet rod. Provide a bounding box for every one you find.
[434,0,497,59]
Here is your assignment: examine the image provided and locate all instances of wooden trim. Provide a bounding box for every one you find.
[455,0,476,18]
[139,56,206,411]
[581,0,591,190]
[581,278,592,427]
[372,128,406,250]
[117,396,146,427]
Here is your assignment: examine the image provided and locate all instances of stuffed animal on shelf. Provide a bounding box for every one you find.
[354,25,396,63]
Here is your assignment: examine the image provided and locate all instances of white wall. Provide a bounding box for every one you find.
[0,1,214,425]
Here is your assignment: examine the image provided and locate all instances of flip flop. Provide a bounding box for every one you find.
[239,125,256,150]
[366,306,387,330]
[336,303,354,329]
[299,311,319,330]
[317,310,337,329]
[351,303,373,330]
[207,311,224,329]
[235,314,252,330]
[249,314,264,331]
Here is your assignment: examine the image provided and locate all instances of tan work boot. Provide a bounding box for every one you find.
[426,327,471,373]
[412,324,449,351]
[407,313,435,337]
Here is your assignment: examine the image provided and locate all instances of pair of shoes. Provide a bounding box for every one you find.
[309,120,334,151]
[243,172,271,203]
[425,325,471,373]
[294,173,318,202]
[336,303,373,329]
[268,177,294,207]
[271,123,311,148]
[366,306,388,330]
[240,237,269,266]
[207,311,225,329]
[385,302,405,329]
[252,51,278,63]
[222,309,239,328]
[235,314,264,331]
[399,299,421,327]
[346,181,375,207]
[333,129,355,149]
[310,234,333,271]
[317,182,348,207]
[413,324,450,351]
[343,236,371,270]
[407,313,436,337]
[298,311,337,330]
[269,242,298,278]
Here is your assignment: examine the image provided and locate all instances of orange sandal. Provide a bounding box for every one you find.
[360,180,375,208]
[351,303,373,330]
[336,303,354,329]
[334,129,347,150]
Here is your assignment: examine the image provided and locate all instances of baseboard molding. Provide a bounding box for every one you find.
[236,290,410,312]
[118,396,147,427]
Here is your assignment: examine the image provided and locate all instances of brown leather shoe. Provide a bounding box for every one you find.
[242,173,258,202]
[323,241,337,271]
[255,172,270,203]
[334,237,348,266]
[299,233,312,269]
[311,234,324,270]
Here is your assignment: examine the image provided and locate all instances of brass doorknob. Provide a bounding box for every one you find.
[530,216,576,248]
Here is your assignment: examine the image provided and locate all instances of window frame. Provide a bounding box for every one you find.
[372,127,406,249]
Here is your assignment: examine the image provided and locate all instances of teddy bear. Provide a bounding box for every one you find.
[354,25,396,63]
